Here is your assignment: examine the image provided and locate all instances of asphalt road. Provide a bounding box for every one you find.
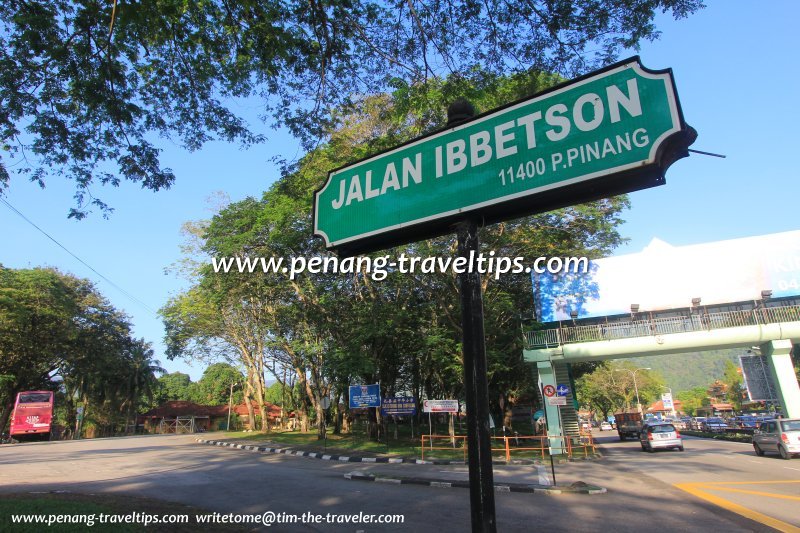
[0,432,795,532]
[592,429,800,530]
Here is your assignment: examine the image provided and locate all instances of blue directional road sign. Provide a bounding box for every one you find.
[556,384,571,397]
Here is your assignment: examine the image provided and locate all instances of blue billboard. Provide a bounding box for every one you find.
[349,384,381,408]
[381,397,417,416]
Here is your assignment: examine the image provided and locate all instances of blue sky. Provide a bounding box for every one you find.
[2,1,798,380]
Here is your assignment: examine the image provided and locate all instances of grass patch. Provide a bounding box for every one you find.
[0,493,248,533]
[210,421,591,462]
[218,428,422,457]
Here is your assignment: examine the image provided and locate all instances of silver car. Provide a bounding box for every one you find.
[639,422,683,452]
[752,418,800,460]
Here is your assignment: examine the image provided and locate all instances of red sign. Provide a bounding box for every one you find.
[543,385,556,397]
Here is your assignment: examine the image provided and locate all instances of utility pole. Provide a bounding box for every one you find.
[614,368,651,414]
[227,382,238,431]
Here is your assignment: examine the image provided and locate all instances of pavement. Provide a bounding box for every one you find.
[195,437,606,495]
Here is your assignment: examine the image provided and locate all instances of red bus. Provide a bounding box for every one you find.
[9,391,54,441]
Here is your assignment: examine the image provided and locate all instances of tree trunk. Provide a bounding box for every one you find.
[0,401,13,434]
[448,413,455,446]
[366,408,378,440]
[250,365,270,433]
[76,395,89,439]
[63,395,76,439]
[333,392,342,435]
[259,403,269,433]
[342,408,351,433]
[503,401,514,430]
[316,400,325,440]
[243,392,255,431]
[300,409,309,433]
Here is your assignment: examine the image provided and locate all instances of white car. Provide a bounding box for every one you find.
[639,422,683,452]
[753,418,800,459]
[600,421,613,431]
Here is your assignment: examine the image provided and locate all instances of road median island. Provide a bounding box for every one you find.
[196,437,608,495]
[343,472,607,495]
[196,436,602,466]
[196,437,463,464]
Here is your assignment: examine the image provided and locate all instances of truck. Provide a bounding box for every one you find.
[614,409,643,441]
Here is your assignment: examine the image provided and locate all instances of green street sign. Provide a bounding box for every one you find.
[314,57,695,256]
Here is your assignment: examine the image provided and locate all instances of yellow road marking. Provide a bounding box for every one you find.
[708,486,800,502]
[696,480,800,486]
[675,482,800,533]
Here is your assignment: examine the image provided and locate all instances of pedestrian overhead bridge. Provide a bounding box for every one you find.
[523,296,800,444]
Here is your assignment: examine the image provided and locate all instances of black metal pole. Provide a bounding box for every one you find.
[458,219,497,533]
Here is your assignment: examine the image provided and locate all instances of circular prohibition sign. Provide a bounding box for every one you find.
[542,385,556,397]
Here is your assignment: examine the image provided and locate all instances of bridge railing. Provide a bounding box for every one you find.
[524,303,800,349]
[762,305,800,323]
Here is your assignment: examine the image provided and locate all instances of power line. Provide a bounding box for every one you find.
[688,148,726,158]
[0,197,158,315]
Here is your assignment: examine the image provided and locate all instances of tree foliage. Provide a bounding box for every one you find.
[193,363,245,406]
[1,0,703,216]
[575,361,662,418]
[163,70,632,438]
[154,372,194,404]
[721,359,745,411]
[0,264,163,435]
[675,386,707,416]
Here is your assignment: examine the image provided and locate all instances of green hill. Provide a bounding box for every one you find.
[621,349,744,394]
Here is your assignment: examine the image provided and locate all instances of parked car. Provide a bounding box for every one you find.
[600,421,613,431]
[639,421,684,452]
[731,416,757,429]
[701,417,729,432]
[756,417,775,430]
[752,418,800,460]
[691,417,707,430]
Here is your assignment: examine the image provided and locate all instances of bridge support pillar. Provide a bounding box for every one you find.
[761,340,800,418]
[536,361,565,454]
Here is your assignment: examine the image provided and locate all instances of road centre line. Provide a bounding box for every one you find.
[674,482,800,533]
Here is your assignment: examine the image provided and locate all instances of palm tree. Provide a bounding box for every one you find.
[120,339,165,434]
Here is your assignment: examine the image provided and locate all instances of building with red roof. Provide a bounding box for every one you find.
[138,400,285,433]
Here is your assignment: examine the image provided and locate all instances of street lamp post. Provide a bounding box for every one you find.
[614,368,651,414]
